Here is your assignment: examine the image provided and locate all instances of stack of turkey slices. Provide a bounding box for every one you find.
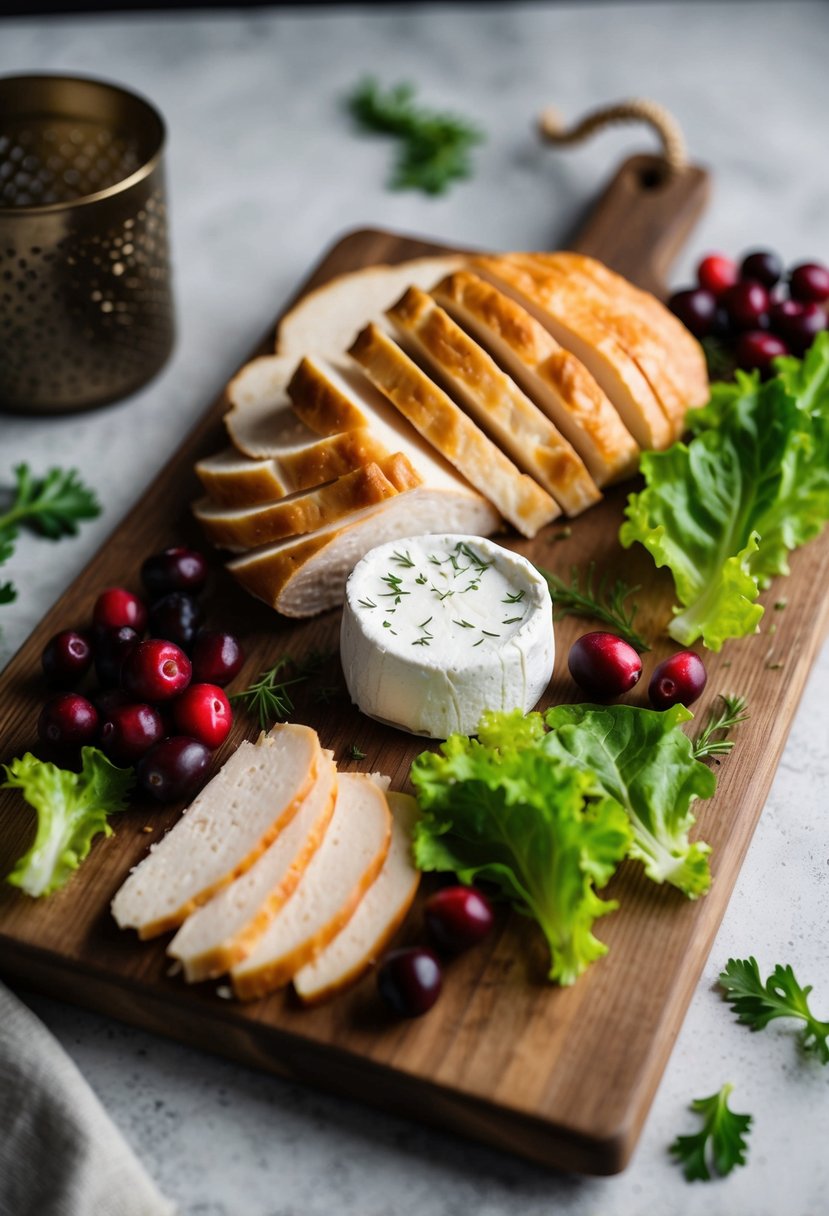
[194,252,707,617]
[112,723,421,1003]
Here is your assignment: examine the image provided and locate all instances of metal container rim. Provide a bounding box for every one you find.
[0,72,166,218]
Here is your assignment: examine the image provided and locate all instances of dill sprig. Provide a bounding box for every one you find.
[692,694,749,761]
[536,561,649,652]
[347,78,484,196]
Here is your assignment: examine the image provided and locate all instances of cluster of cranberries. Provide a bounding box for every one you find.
[377,885,494,1018]
[38,546,245,803]
[668,249,829,378]
[568,632,707,711]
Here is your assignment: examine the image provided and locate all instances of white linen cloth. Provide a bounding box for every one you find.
[0,982,176,1216]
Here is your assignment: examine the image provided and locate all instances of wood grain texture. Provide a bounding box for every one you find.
[2,164,827,1176]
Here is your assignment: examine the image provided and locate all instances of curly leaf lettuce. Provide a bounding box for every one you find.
[411,729,631,985]
[543,704,715,898]
[620,334,829,650]
[3,747,133,897]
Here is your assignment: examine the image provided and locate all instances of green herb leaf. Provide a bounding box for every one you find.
[536,561,649,652]
[347,78,484,196]
[346,744,367,762]
[670,1084,752,1181]
[719,957,829,1063]
[411,718,631,985]
[692,694,749,761]
[0,464,101,540]
[621,335,829,650]
[3,748,133,897]
[230,658,303,729]
[541,703,714,897]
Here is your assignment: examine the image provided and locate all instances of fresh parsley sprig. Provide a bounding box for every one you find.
[0,464,101,608]
[691,694,750,761]
[536,561,649,652]
[670,1084,752,1181]
[347,78,484,196]
[719,957,829,1064]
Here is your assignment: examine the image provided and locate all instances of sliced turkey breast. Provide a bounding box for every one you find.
[348,323,560,537]
[231,772,392,999]
[431,270,638,486]
[195,448,291,509]
[386,285,601,516]
[111,724,320,939]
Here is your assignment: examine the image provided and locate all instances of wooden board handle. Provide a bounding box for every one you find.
[569,154,711,296]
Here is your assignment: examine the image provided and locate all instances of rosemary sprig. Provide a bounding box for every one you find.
[230,659,305,730]
[346,744,367,761]
[692,694,749,761]
[536,561,649,652]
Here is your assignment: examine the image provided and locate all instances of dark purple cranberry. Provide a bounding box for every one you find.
[667,288,718,339]
[99,702,164,765]
[739,250,783,288]
[149,592,204,651]
[769,299,827,356]
[377,947,442,1018]
[38,693,99,748]
[92,687,131,717]
[424,886,494,953]
[735,330,789,377]
[721,280,770,330]
[191,630,245,686]
[92,587,148,633]
[141,547,208,598]
[568,632,642,700]
[789,261,829,304]
[121,639,192,702]
[648,651,707,711]
[41,629,93,687]
[136,736,211,803]
[93,625,140,687]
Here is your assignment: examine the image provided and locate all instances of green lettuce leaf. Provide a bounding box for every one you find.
[543,704,715,898]
[411,729,631,985]
[3,747,133,897]
[620,334,829,650]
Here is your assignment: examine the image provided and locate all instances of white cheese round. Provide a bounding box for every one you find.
[340,533,554,738]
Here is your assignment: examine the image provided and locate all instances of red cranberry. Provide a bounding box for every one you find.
[735,330,789,377]
[141,547,208,598]
[136,736,211,803]
[739,250,783,288]
[93,625,140,687]
[38,693,99,748]
[121,639,192,702]
[769,299,827,356]
[568,632,642,700]
[92,587,148,633]
[171,683,232,749]
[191,630,245,686]
[148,593,204,650]
[99,702,164,765]
[789,261,829,304]
[424,886,494,953]
[667,288,718,339]
[41,629,93,687]
[721,280,770,330]
[648,651,707,711]
[696,254,738,296]
[377,947,442,1017]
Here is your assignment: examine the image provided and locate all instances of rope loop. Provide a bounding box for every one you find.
[538,98,688,178]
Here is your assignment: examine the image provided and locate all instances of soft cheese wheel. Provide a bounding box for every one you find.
[111,724,320,938]
[293,791,421,1005]
[340,534,554,738]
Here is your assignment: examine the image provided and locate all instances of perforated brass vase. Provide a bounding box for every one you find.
[0,74,174,415]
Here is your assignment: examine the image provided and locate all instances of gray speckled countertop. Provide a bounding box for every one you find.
[1,4,828,1213]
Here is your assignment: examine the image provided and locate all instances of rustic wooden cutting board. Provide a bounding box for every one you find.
[2,157,827,1176]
